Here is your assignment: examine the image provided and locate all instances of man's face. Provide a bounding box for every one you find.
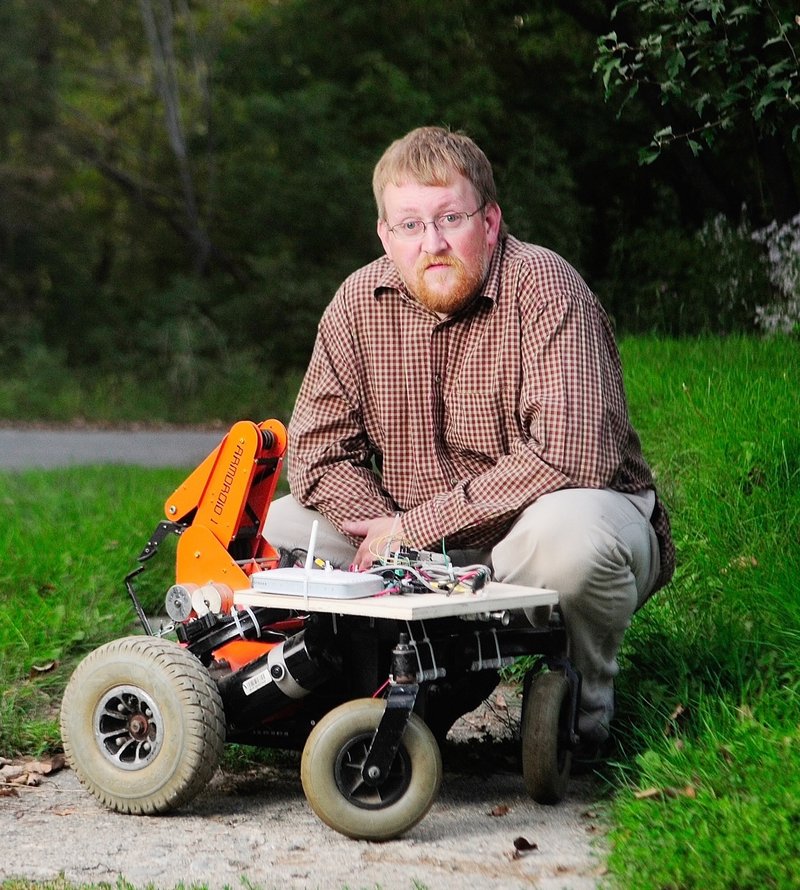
[377,176,502,315]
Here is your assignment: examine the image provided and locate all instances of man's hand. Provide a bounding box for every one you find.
[341,515,404,571]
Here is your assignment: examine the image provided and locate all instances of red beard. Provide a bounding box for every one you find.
[410,252,488,315]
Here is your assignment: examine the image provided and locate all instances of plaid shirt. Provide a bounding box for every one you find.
[288,236,675,591]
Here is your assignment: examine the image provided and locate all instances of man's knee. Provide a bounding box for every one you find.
[493,489,653,597]
[494,495,618,590]
[263,495,356,568]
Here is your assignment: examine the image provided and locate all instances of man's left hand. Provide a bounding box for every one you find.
[341,515,404,571]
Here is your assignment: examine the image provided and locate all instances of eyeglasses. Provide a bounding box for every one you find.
[386,203,486,241]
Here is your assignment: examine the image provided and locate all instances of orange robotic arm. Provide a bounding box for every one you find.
[163,419,288,590]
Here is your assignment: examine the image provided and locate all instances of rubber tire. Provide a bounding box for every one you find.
[60,635,226,814]
[301,698,442,840]
[521,670,572,804]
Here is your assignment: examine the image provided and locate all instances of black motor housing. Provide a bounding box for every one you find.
[217,626,338,732]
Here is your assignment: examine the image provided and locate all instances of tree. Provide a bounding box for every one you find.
[595,0,800,220]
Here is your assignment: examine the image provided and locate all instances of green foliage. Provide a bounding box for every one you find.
[11,0,791,397]
[1,0,799,427]
[602,207,777,332]
[596,0,800,161]
[0,335,303,427]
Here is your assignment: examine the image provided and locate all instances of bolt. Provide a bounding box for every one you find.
[168,505,177,515]
[366,766,381,781]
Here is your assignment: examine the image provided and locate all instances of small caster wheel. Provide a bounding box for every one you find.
[301,698,442,840]
[521,670,573,804]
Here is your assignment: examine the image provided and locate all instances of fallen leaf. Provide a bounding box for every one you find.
[665,703,688,736]
[718,745,734,763]
[51,752,67,772]
[513,836,538,852]
[489,804,510,817]
[0,765,24,782]
[720,554,758,575]
[21,755,63,776]
[10,772,42,786]
[636,784,697,801]
[668,703,685,722]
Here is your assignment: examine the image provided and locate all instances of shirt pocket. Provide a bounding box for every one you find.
[444,390,509,459]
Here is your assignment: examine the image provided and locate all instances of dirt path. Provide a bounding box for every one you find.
[1,432,610,888]
[1,690,608,890]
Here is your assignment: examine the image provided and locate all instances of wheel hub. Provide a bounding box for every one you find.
[334,731,412,809]
[93,684,164,771]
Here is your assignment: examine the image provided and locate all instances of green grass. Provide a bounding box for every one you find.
[606,335,800,889]
[1,334,798,888]
[0,465,186,753]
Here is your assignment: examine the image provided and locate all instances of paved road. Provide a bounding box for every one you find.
[0,427,224,470]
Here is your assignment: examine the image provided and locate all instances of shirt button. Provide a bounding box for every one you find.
[433,373,442,383]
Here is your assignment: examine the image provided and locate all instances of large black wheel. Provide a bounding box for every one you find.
[521,670,572,804]
[300,698,442,840]
[60,635,226,814]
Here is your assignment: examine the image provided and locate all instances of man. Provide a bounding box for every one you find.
[263,126,674,751]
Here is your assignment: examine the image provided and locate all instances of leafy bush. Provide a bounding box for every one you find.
[602,212,776,334]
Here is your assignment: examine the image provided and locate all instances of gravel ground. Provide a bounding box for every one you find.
[1,689,609,890]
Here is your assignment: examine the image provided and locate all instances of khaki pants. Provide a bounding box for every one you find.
[262,488,660,742]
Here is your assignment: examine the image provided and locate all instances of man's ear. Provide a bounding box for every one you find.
[484,202,503,250]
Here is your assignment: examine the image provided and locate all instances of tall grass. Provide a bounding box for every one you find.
[0,335,798,887]
[609,335,800,889]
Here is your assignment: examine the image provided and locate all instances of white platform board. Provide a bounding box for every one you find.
[234,581,558,621]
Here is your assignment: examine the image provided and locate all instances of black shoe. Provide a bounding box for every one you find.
[571,733,613,774]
